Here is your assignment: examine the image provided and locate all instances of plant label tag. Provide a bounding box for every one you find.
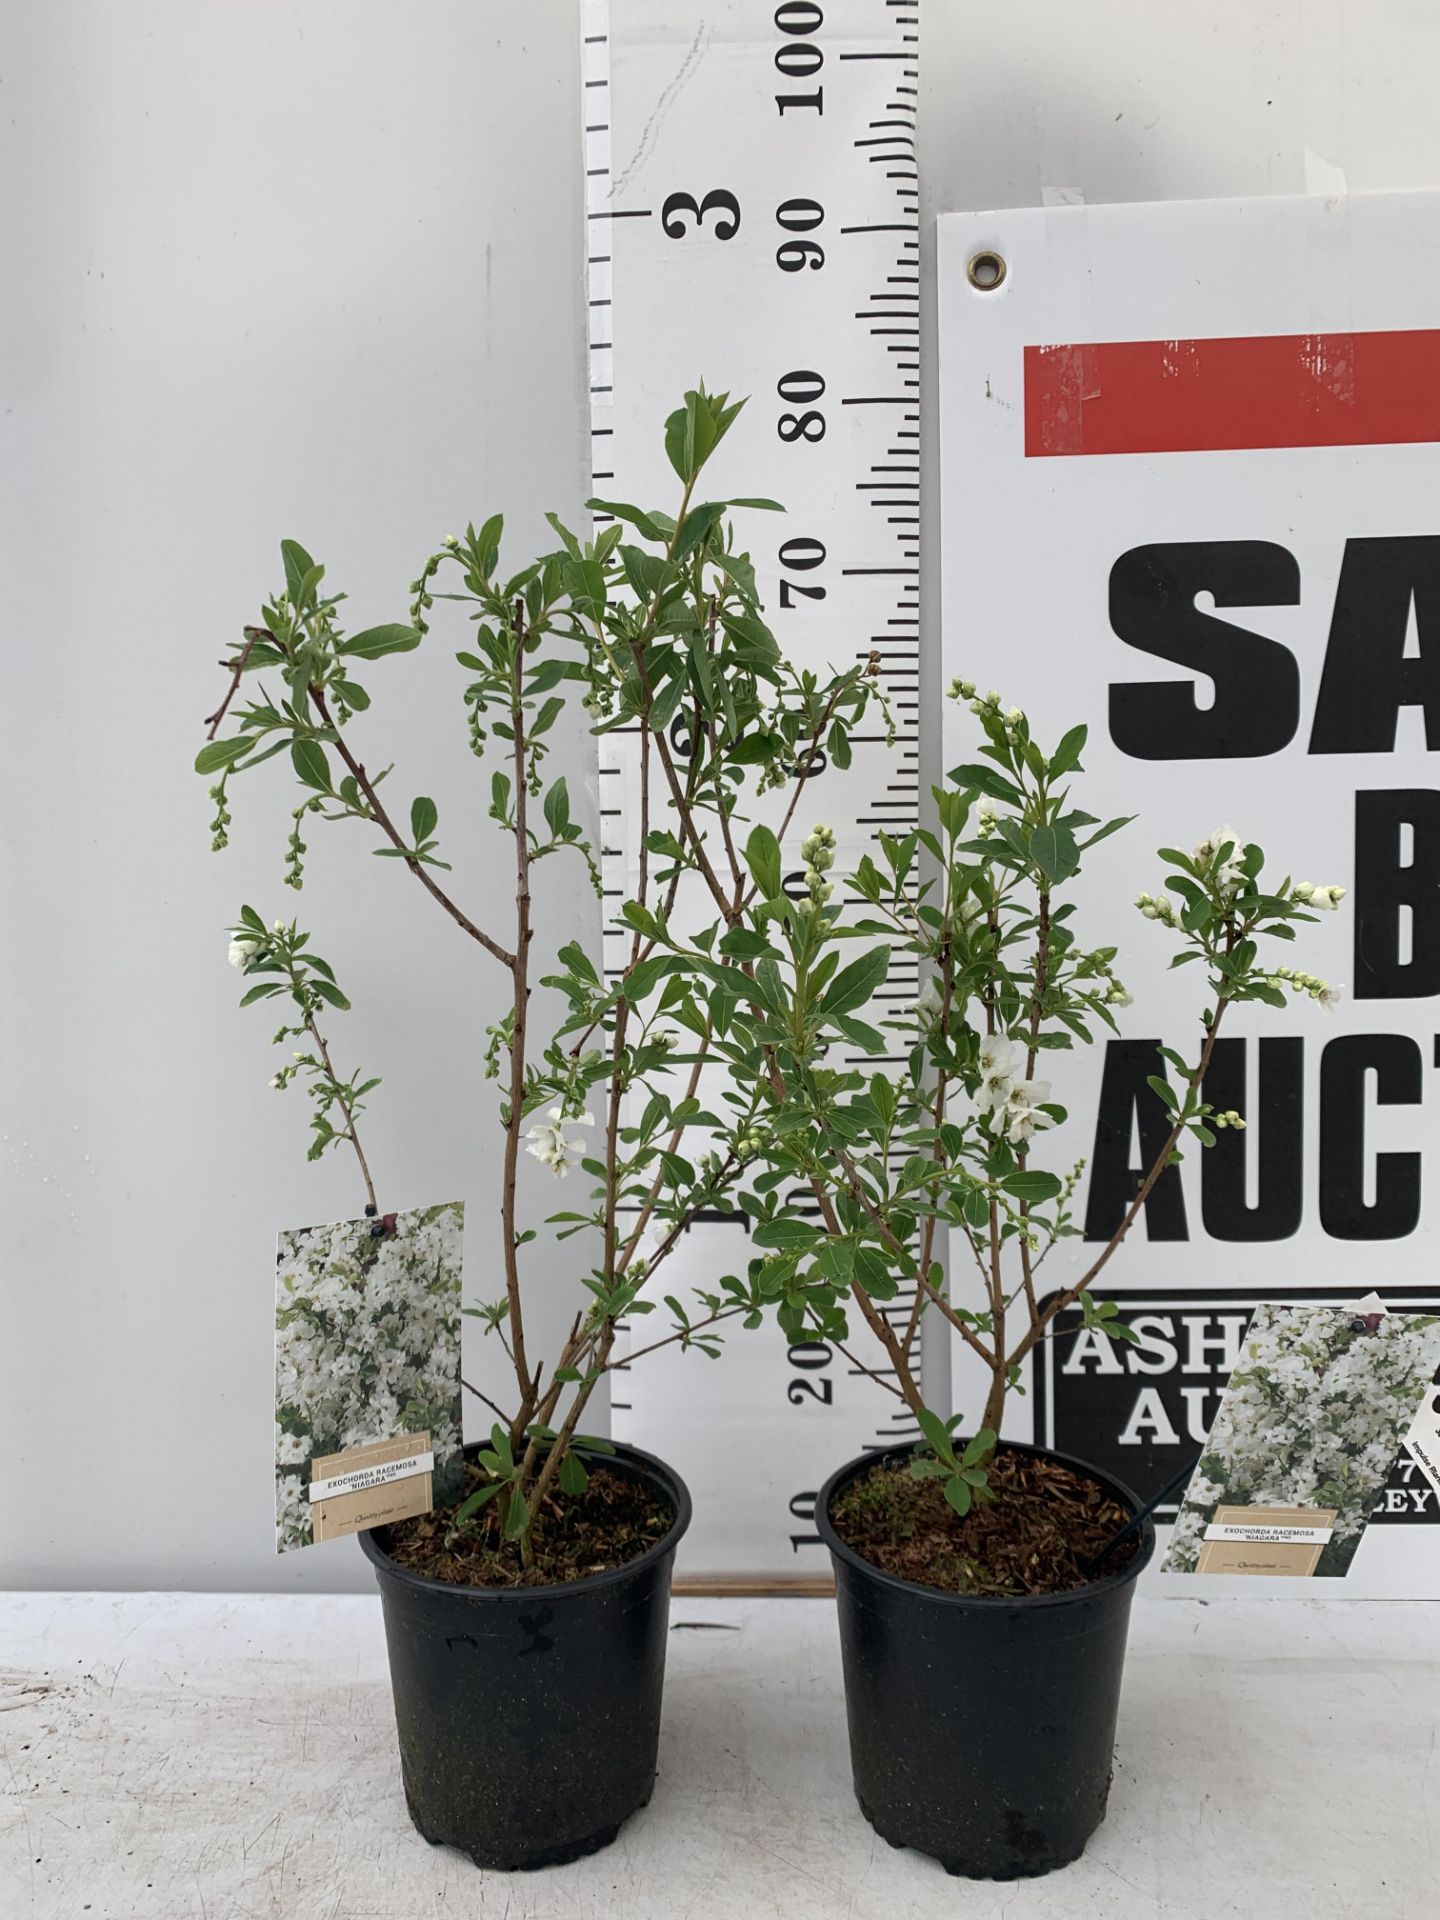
[1163,1303,1440,1577]
[274,1201,464,1553]
[1196,1505,1338,1577]
[309,1431,434,1543]
[1405,1387,1440,1501]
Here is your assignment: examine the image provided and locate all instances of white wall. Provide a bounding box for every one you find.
[1,1,598,1593]
[4,1,1439,1591]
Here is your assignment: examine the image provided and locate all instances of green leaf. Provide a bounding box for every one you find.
[563,557,608,609]
[962,1427,997,1468]
[915,1407,955,1462]
[751,1218,824,1250]
[291,738,332,792]
[1048,724,1087,777]
[585,498,667,543]
[961,1184,990,1231]
[1029,823,1080,887]
[309,977,351,1011]
[835,1014,888,1054]
[557,1452,589,1497]
[719,927,774,961]
[557,940,598,986]
[1146,1075,1179,1113]
[543,778,570,838]
[1000,1170,1063,1204]
[333,679,370,711]
[502,1489,530,1542]
[943,1476,973,1519]
[339,624,423,661]
[948,762,1024,807]
[474,513,503,570]
[280,538,316,602]
[194,736,253,776]
[450,1480,502,1527]
[675,500,727,560]
[1078,815,1134,852]
[744,824,782,900]
[623,954,683,1003]
[410,795,438,843]
[821,947,889,1019]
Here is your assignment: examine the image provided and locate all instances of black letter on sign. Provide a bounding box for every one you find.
[1200,1037,1304,1241]
[1353,790,1440,1000]
[1310,537,1440,753]
[1108,542,1301,759]
[1319,1034,1422,1240]
[1084,1041,1188,1242]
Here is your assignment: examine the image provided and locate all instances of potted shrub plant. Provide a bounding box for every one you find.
[196,388,882,1870]
[627,682,1344,1877]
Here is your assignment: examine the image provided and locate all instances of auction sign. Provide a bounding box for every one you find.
[939,192,1440,1596]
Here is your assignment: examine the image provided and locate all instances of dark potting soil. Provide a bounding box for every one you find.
[382,1463,672,1590]
[831,1448,1140,1597]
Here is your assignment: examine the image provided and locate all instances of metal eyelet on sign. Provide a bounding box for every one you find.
[967,250,1007,292]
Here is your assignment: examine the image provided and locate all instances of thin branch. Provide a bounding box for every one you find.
[203,626,262,738]
[309,687,515,968]
[609,1303,748,1368]
[460,1375,512,1427]
[1007,995,1232,1371]
[303,1012,378,1213]
[499,613,537,1412]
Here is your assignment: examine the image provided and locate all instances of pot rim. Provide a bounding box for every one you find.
[357,1436,691,1602]
[816,1436,1156,1609]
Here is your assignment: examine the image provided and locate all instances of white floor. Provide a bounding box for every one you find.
[0,1592,1433,1919]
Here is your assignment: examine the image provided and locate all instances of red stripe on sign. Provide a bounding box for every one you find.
[1024,329,1440,457]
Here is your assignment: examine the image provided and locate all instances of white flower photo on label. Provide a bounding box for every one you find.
[1164,1303,1440,1577]
[274,1201,464,1552]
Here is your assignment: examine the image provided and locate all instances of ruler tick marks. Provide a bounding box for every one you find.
[584,0,923,1571]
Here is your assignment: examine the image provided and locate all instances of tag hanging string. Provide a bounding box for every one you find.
[1081,1453,1204,1578]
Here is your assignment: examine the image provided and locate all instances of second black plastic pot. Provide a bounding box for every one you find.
[359,1439,690,1871]
[816,1439,1155,1880]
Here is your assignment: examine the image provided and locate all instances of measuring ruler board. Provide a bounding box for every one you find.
[581,0,922,1578]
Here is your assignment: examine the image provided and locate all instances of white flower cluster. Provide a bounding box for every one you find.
[1135,889,1181,926]
[975,1034,1054,1147]
[1164,1303,1440,1576]
[1269,967,1346,1014]
[274,1203,464,1551]
[227,920,287,969]
[797,823,836,915]
[948,679,1025,738]
[1291,881,1346,911]
[1191,825,1248,896]
[524,1105,595,1178]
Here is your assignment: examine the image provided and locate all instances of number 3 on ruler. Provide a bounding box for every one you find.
[660,189,740,240]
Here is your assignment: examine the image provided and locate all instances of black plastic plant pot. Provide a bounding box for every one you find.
[816,1439,1155,1880]
[359,1439,691,1871]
